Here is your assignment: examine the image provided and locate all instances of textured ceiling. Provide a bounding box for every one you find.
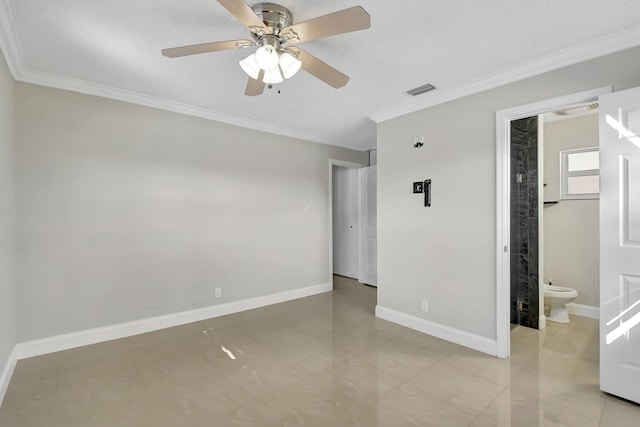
[2,0,640,150]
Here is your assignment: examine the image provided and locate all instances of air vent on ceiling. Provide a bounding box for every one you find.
[585,102,599,111]
[406,83,436,96]
[552,102,599,116]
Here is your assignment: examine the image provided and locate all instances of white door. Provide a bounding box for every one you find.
[332,166,360,278]
[599,87,640,404]
[360,165,377,286]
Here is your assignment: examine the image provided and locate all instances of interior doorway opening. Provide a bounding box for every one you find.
[509,107,601,335]
[496,86,611,358]
[329,155,377,288]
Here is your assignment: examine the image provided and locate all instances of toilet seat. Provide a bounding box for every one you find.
[543,284,578,298]
[543,284,579,323]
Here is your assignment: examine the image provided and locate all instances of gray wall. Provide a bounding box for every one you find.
[543,114,599,307]
[14,83,367,342]
[0,52,16,370]
[377,46,640,340]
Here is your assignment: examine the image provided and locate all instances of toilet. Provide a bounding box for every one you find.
[543,284,578,323]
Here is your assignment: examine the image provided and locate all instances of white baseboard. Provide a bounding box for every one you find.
[16,282,332,360]
[375,305,497,356]
[567,303,600,319]
[0,346,18,407]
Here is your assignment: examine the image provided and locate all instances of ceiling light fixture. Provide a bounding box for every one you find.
[240,47,301,84]
[263,68,284,84]
[279,51,302,79]
[254,44,279,70]
[239,32,301,85]
[239,53,260,79]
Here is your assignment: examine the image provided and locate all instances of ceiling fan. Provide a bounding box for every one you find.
[161,0,371,96]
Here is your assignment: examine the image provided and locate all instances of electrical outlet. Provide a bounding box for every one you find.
[421,299,428,312]
[215,288,221,298]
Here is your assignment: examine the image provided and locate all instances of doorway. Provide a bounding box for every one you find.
[510,108,601,327]
[329,158,377,288]
[332,165,360,279]
[495,86,611,358]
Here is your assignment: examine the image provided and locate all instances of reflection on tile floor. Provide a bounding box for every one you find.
[1,275,639,426]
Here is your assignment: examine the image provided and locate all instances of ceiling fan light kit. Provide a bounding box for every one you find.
[263,67,284,84]
[239,53,260,79]
[238,31,302,84]
[279,51,302,79]
[254,43,279,70]
[162,0,371,96]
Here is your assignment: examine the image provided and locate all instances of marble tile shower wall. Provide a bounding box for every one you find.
[510,116,539,329]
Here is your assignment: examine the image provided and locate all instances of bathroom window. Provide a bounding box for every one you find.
[560,147,600,200]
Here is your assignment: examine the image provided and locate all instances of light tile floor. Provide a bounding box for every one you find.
[1,275,639,426]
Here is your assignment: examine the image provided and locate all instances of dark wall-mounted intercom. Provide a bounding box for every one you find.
[413,179,432,207]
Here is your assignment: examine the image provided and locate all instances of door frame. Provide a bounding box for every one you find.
[329,159,367,288]
[495,86,611,358]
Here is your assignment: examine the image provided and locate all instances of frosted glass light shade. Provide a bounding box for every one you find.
[239,54,260,79]
[262,68,283,84]
[279,52,302,79]
[255,45,279,70]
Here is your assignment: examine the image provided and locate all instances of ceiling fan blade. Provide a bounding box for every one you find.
[162,39,253,58]
[217,0,265,30]
[281,6,370,44]
[245,70,265,96]
[288,47,349,89]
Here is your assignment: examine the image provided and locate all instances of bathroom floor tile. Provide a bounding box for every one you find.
[565,315,599,331]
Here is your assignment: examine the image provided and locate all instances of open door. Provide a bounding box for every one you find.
[332,166,360,279]
[359,165,377,286]
[599,86,640,404]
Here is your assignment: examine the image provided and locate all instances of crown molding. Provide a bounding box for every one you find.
[0,2,326,145]
[369,25,640,123]
[17,68,325,143]
[0,0,22,78]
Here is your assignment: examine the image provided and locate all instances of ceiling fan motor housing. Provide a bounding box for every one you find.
[251,3,292,39]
